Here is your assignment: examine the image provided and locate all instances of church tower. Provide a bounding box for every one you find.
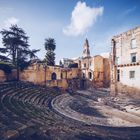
[82,38,90,58]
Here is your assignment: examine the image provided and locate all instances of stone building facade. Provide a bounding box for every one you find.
[110,26,140,94]
[73,39,110,88]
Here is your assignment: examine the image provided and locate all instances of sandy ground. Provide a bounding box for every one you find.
[52,89,140,127]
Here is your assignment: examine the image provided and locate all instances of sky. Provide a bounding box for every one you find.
[0,0,140,64]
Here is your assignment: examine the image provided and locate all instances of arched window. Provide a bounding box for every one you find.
[51,72,57,80]
[88,72,92,79]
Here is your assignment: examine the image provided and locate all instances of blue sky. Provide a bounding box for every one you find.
[0,0,140,64]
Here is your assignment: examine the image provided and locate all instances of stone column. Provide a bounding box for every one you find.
[110,39,117,96]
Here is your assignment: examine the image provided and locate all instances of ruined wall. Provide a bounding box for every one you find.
[20,64,44,84]
[0,57,110,89]
[20,65,61,84]
[93,55,104,87]
[116,82,140,95]
[46,79,68,89]
[0,63,81,89]
[93,56,110,88]
[0,69,17,82]
[66,68,81,79]
[20,64,81,89]
[103,58,110,87]
[94,55,104,72]
[0,70,6,82]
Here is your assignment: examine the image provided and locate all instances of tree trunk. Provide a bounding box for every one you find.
[16,48,20,81]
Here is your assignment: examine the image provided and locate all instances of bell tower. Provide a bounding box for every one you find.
[82,38,90,58]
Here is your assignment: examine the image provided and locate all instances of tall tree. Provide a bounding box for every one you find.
[0,47,9,61]
[44,38,56,66]
[0,25,39,80]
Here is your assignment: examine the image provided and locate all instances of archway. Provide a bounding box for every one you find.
[88,72,92,79]
[51,72,57,80]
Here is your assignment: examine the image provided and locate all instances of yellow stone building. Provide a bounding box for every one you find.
[74,39,110,88]
[62,39,110,88]
[0,39,110,89]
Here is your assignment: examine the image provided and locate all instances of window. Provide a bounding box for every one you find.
[131,53,136,63]
[90,61,92,66]
[116,57,120,65]
[88,72,92,79]
[131,39,136,49]
[84,63,86,67]
[129,71,135,79]
[117,69,120,82]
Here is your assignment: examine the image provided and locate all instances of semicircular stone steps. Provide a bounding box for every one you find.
[0,82,140,140]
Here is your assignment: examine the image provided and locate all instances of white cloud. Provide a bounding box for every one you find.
[4,17,19,28]
[63,1,104,36]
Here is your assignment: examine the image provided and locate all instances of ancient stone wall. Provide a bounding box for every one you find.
[103,58,110,87]
[0,70,6,82]
[19,64,81,89]
[116,82,140,95]
[46,79,68,89]
[93,55,104,87]
[0,69,17,82]
[0,59,110,89]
